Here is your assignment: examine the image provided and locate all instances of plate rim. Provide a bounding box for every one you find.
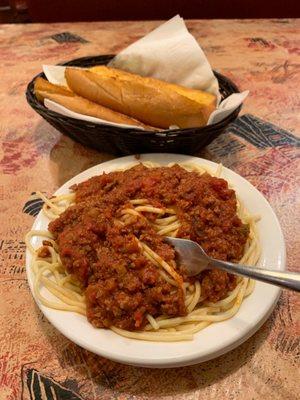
[25,153,285,367]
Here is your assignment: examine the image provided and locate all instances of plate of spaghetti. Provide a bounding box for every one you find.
[25,154,285,367]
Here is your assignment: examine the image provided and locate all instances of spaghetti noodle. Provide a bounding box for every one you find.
[26,162,260,341]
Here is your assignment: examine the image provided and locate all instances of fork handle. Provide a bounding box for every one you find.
[210,259,300,292]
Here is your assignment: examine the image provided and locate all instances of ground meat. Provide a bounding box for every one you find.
[200,269,237,302]
[48,164,249,330]
[37,246,51,258]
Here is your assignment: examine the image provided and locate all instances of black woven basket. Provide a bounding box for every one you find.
[26,55,241,155]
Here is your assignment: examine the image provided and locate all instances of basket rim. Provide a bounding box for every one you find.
[26,54,242,137]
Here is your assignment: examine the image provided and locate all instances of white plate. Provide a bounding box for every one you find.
[26,154,285,368]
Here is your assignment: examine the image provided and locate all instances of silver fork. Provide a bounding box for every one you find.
[165,237,300,292]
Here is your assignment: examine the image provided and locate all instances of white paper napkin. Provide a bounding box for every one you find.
[42,15,248,130]
[109,15,220,100]
[207,90,249,125]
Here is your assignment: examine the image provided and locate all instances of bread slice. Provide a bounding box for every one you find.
[34,77,156,130]
[65,66,216,129]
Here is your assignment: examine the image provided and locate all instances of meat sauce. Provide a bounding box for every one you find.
[48,165,249,331]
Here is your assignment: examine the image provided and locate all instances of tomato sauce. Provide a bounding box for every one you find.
[49,165,249,330]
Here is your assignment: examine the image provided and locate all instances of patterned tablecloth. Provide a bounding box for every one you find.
[0,19,299,400]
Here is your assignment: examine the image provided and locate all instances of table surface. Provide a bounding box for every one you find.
[0,19,299,400]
